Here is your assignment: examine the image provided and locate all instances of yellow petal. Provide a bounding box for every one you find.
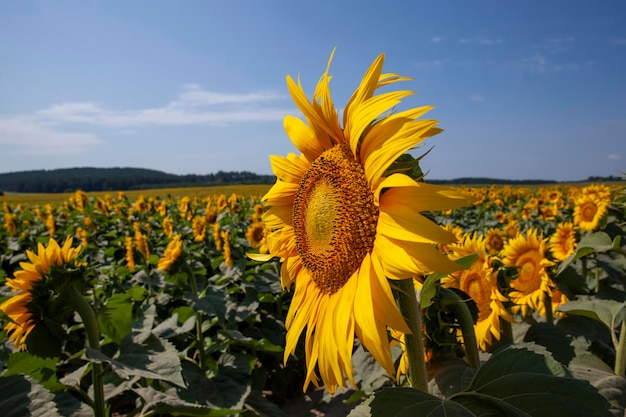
[378,203,457,244]
[364,120,440,185]
[269,153,308,183]
[376,174,476,211]
[284,115,329,161]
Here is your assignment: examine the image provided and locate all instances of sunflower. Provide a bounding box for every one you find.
[125,236,136,270]
[484,228,506,254]
[574,194,609,232]
[502,229,554,316]
[443,233,514,351]
[0,237,81,349]
[255,50,474,392]
[157,235,184,271]
[549,222,577,261]
[246,221,268,250]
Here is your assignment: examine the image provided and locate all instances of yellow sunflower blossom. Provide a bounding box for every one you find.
[502,229,554,317]
[255,50,474,393]
[443,233,514,351]
[125,236,135,270]
[484,228,506,254]
[157,235,184,271]
[0,237,81,349]
[549,221,577,261]
[574,194,609,232]
[221,230,234,267]
[246,221,269,252]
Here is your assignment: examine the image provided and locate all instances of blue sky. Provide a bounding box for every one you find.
[1,1,625,181]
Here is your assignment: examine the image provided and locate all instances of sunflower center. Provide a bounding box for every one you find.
[581,201,597,221]
[293,144,379,295]
[513,251,542,293]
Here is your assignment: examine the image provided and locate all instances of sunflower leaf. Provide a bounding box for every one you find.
[556,298,626,333]
[421,253,479,308]
[366,387,476,417]
[556,232,622,275]
[0,375,64,417]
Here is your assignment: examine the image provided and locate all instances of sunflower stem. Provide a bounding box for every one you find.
[441,289,480,369]
[615,321,626,377]
[395,278,428,392]
[543,290,554,325]
[66,285,106,417]
[183,262,207,373]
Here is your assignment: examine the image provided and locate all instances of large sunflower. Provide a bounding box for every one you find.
[0,237,81,349]
[255,51,474,392]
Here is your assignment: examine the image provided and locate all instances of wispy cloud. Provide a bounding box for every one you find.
[0,116,103,155]
[459,36,502,45]
[535,37,576,54]
[469,94,485,102]
[612,38,626,45]
[608,154,622,160]
[35,85,288,127]
[430,36,444,43]
[413,58,483,71]
[0,85,290,155]
[519,55,593,74]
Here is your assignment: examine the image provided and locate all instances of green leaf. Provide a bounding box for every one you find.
[97,292,133,344]
[557,232,622,275]
[0,375,63,417]
[86,330,186,388]
[570,355,626,416]
[557,299,626,332]
[420,253,480,308]
[450,343,612,417]
[4,351,63,391]
[177,353,252,410]
[523,322,576,366]
[368,387,475,417]
[152,313,196,339]
[134,386,242,416]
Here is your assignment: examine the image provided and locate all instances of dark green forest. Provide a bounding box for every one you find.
[0,167,622,194]
[0,167,275,193]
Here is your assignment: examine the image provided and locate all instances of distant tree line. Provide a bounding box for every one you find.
[0,167,276,193]
[0,167,622,194]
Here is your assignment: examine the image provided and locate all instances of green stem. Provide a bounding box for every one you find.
[441,289,480,369]
[183,263,207,373]
[543,290,554,325]
[395,278,428,391]
[66,285,106,417]
[615,321,626,377]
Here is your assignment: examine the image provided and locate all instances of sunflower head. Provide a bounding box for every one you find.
[258,50,475,392]
[0,237,85,351]
[549,221,577,261]
[574,194,609,232]
[157,234,185,272]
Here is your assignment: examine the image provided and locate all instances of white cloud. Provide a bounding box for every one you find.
[34,85,289,127]
[0,85,290,156]
[612,38,626,45]
[469,94,485,102]
[459,36,502,45]
[430,36,444,43]
[536,37,576,54]
[519,55,592,74]
[0,116,103,155]
[608,154,622,160]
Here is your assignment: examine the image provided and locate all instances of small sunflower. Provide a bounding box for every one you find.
[255,50,474,392]
[549,222,577,261]
[502,229,554,316]
[246,221,268,251]
[443,233,514,351]
[157,235,184,271]
[574,194,609,232]
[0,237,81,349]
[484,228,506,254]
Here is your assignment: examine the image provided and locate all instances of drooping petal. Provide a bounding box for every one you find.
[378,204,457,244]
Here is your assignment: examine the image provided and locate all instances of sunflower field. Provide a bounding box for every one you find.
[0,181,624,417]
